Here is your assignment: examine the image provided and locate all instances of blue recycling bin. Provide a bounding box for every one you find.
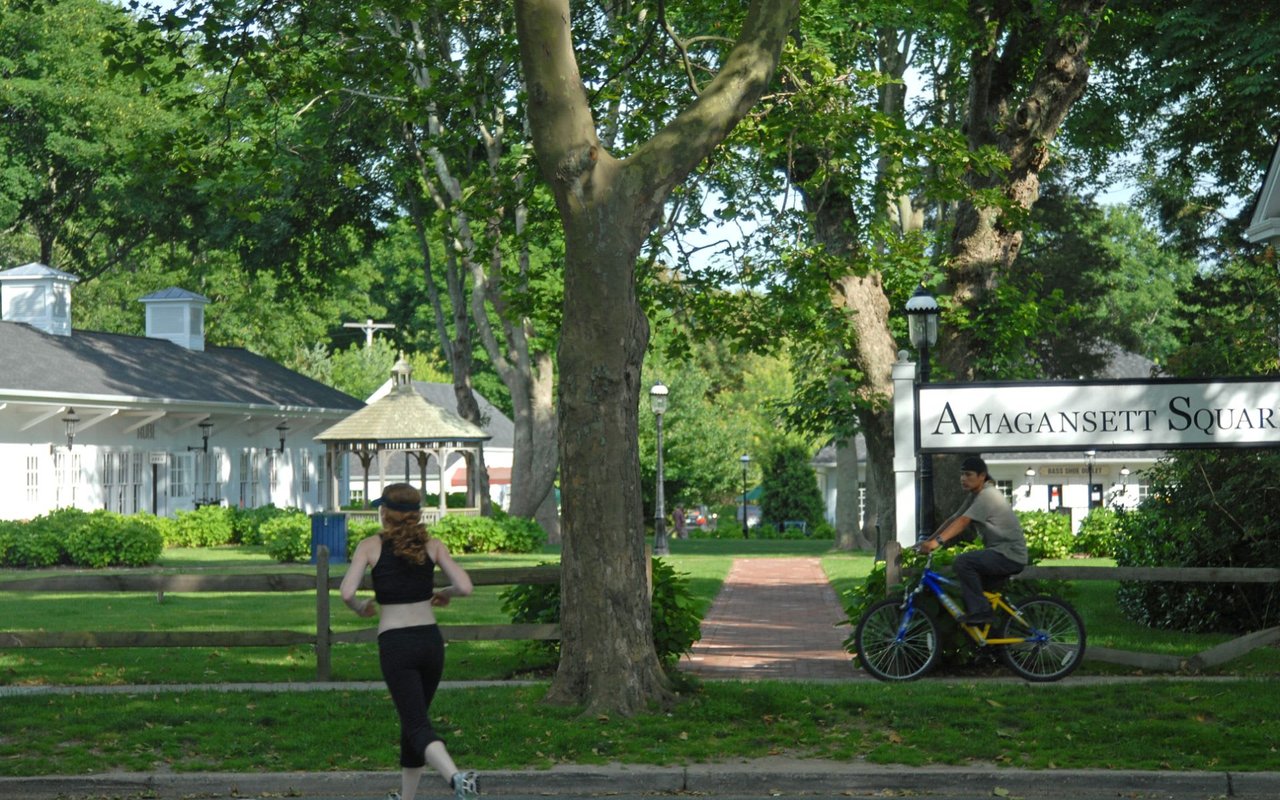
[310,513,349,564]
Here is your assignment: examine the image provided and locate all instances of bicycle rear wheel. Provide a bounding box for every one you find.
[855,598,940,681]
[998,595,1086,682]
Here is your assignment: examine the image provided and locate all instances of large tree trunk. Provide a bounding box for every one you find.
[515,0,799,715]
[938,0,1108,380]
[833,437,862,550]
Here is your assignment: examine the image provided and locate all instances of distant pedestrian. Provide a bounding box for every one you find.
[340,483,480,800]
[673,505,687,539]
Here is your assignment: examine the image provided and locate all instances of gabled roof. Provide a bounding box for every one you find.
[409,382,514,450]
[0,320,362,410]
[315,362,489,446]
[1245,137,1280,245]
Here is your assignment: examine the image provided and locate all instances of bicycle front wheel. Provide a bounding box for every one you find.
[998,595,1086,682]
[855,598,940,682]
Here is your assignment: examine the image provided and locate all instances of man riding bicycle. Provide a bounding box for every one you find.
[919,455,1028,625]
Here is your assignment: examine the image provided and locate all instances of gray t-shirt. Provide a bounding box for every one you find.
[951,483,1028,565]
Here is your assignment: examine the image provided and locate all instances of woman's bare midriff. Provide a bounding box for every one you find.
[378,599,438,634]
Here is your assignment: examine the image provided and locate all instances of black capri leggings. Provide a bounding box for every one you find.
[378,624,446,767]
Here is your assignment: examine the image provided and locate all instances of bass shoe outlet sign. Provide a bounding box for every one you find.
[917,378,1280,453]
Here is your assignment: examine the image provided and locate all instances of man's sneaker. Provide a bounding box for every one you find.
[452,770,480,799]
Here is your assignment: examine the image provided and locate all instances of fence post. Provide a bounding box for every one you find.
[884,541,902,597]
[316,545,331,681]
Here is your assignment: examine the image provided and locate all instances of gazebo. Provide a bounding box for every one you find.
[314,358,491,521]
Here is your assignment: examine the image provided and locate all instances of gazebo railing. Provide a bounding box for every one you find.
[342,508,482,525]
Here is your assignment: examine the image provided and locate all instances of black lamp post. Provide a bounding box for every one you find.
[265,421,290,455]
[905,283,940,540]
[1024,467,1036,497]
[1085,449,1097,509]
[650,382,669,556]
[739,453,751,539]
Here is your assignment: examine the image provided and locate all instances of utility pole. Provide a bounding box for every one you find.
[343,318,395,348]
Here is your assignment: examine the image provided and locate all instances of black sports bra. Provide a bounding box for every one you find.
[371,540,436,605]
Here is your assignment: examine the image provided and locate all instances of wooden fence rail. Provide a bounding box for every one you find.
[0,547,561,681]
[882,541,1280,673]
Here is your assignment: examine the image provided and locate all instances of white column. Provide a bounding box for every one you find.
[892,351,919,548]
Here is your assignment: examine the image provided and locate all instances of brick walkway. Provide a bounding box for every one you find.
[679,557,864,681]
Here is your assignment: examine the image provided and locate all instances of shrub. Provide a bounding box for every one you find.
[13,508,91,567]
[261,511,313,562]
[1075,507,1121,557]
[231,505,288,546]
[348,519,381,559]
[64,511,163,568]
[491,510,548,552]
[649,559,702,665]
[0,520,22,567]
[430,513,546,554]
[172,505,236,548]
[133,513,178,548]
[1111,451,1280,633]
[500,557,702,666]
[1018,511,1072,560]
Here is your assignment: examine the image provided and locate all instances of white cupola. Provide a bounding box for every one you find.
[139,287,211,351]
[0,263,79,336]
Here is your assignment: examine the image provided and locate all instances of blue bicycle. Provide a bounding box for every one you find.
[855,551,1086,682]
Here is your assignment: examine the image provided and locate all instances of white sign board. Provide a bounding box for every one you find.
[917,379,1280,453]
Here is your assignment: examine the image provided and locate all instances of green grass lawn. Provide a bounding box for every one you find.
[4,679,1280,776]
[3,542,1278,686]
[4,540,1280,776]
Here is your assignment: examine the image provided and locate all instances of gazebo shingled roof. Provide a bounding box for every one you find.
[314,359,490,450]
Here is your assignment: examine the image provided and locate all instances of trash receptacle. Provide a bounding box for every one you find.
[310,513,349,564]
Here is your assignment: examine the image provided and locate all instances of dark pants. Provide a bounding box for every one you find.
[953,550,1024,616]
[378,624,446,768]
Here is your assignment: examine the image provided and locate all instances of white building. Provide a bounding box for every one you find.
[0,263,363,519]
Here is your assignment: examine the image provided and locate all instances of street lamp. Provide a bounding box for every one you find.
[51,407,80,453]
[1085,450,1097,509]
[650,383,670,556]
[189,420,213,453]
[739,453,751,539]
[905,283,940,540]
[1024,467,1036,497]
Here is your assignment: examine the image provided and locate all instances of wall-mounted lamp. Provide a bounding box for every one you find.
[267,421,290,454]
[51,407,80,453]
[1119,465,1131,485]
[1024,467,1036,496]
[189,420,213,453]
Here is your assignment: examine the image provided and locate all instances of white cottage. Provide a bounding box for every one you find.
[0,263,363,520]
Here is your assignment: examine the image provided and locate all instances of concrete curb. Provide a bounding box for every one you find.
[3,763,1279,799]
